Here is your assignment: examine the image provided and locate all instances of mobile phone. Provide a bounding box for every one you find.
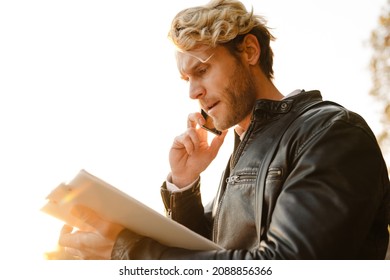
[201,109,222,135]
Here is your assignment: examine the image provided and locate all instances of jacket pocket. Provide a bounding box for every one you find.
[214,168,259,249]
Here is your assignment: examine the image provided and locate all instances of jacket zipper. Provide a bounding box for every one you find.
[267,168,282,178]
[167,192,175,219]
[213,118,257,242]
[213,173,257,242]
[225,174,257,184]
[230,121,255,170]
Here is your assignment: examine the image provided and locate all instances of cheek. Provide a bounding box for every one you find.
[208,61,236,89]
[206,71,225,91]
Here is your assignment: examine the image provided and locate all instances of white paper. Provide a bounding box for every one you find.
[41,169,221,251]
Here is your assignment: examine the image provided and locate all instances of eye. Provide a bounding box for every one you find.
[197,66,207,76]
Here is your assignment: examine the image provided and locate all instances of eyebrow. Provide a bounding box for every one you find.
[179,53,215,80]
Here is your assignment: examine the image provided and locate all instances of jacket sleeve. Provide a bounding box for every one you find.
[160,179,214,239]
[258,113,390,259]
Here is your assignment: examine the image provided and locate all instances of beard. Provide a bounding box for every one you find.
[213,61,257,131]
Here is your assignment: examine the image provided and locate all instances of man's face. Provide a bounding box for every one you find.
[176,45,257,131]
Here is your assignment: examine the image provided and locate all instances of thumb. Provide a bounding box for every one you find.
[60,224,74,235]
[70,205,103,230]
[70,205,124,240]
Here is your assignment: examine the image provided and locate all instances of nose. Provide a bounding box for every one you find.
[189,80,205,100]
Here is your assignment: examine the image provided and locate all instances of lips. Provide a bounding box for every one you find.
[204,101,219,114]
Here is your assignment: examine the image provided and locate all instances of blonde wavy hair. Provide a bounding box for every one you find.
[168,0,275,79]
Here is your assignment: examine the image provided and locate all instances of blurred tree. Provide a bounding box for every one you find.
[370,0,390,169]
[369,0,390,261]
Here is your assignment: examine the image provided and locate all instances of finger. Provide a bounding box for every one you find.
[60,224,74,235]
[61,230,115,259]
[62,232,111,260]
[187,128,201,150]
[64,245,104,260]
[180,133,195,155]
[71,205,124,240]
[58,228,79,249]
[70,205,104,229]
[172,129,199,155]
[187,112,204,129]
[197,124,208,141]
[59,229,96,249]
[70,205,112,236]
[64,247,83,259]
[58,224,75,248]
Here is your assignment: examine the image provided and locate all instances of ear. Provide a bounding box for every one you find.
[242,34,260,66]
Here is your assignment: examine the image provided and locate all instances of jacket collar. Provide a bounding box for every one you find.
[252,90,322,121]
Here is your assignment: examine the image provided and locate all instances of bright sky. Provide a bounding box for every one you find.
[0,0,386,264]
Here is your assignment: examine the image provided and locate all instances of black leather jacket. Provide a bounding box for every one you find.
[112,90,390,259]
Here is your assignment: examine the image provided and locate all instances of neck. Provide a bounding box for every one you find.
[237,71,283,132]
[254,69,284,101]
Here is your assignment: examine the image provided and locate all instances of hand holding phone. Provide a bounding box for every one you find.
[168,110,226,188]
[201,109,222,135]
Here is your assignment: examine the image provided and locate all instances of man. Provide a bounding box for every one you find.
[59,0,390,259]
